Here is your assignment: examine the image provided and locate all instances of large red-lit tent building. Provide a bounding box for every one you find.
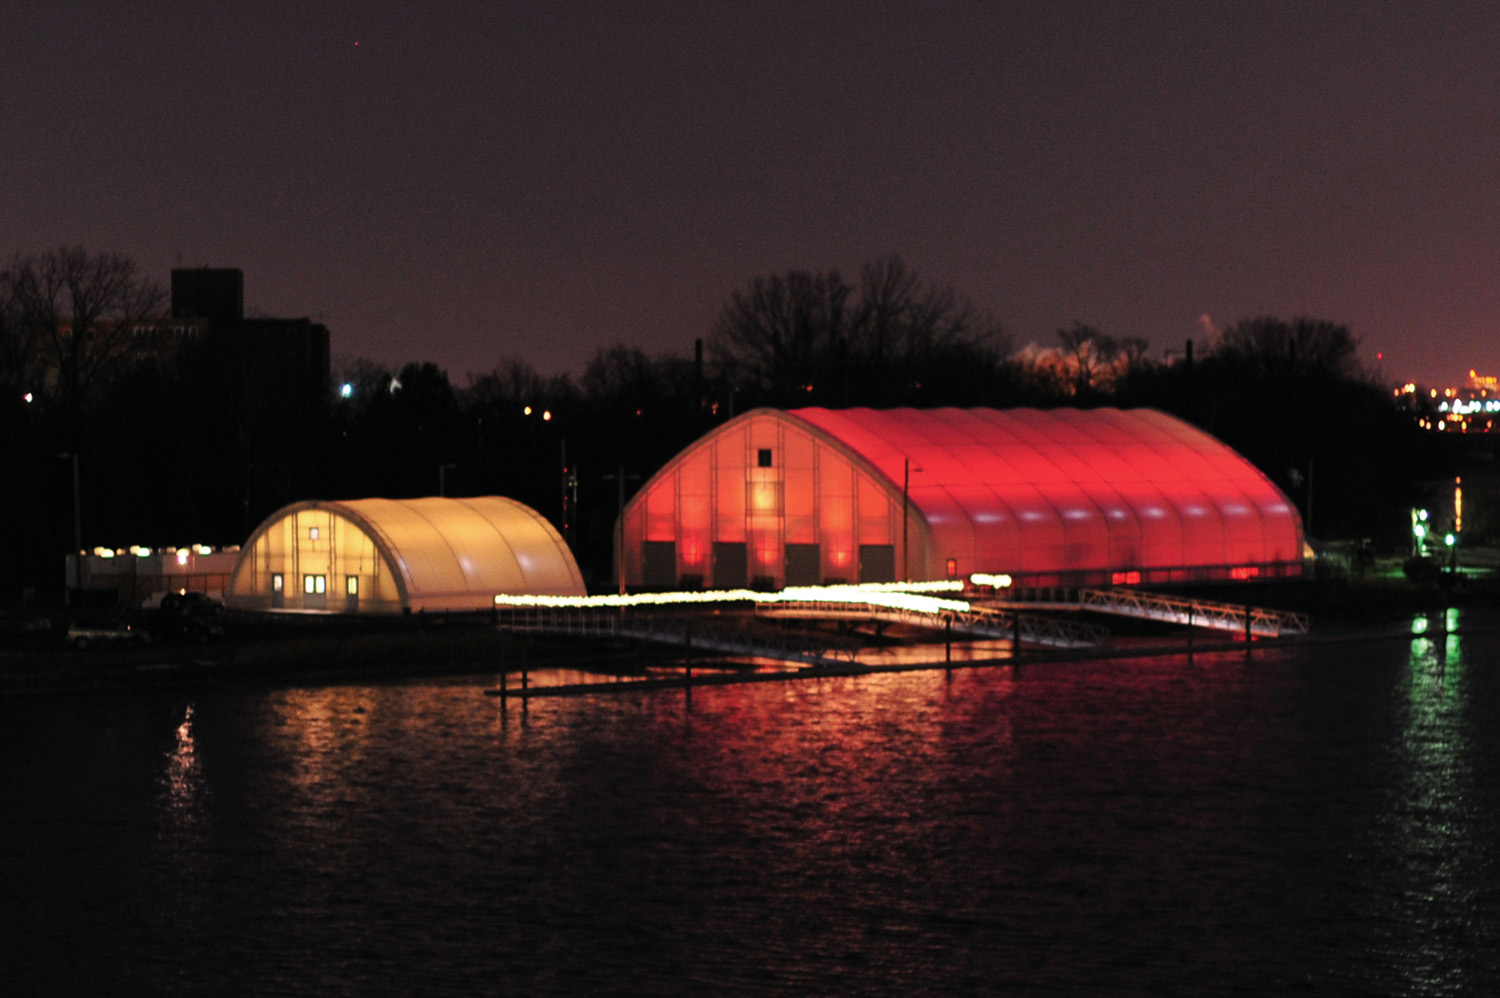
[618,407,1305,590]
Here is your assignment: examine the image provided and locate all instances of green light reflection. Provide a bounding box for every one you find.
[1383,607,1477,989]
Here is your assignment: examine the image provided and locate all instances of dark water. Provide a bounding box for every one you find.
[5,610,1500,996]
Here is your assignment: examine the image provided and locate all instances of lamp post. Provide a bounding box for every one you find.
[603,466,641,597]
[58,452,81,598]
[1412,508,1430,557]
[901,459,922,581]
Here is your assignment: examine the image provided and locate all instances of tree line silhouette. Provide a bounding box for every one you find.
[0,248,1468,602]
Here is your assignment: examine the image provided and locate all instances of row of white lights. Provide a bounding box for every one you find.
[1438,399,1500,414]
[494,576,1013,616]
[91,544,220,560]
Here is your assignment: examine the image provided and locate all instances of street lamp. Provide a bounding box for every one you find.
[58,452,81,598]
[902,459,923,581]
[1411,508,1430,556]
[603,466,641,597]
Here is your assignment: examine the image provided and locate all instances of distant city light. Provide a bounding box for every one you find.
[340,382,353,398]
[22,392,33,403]
[1405,375,1500,433]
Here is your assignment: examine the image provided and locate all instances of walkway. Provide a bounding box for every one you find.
[996,587,1311,638]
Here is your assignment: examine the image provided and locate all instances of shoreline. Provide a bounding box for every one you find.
[2,576,1494,698]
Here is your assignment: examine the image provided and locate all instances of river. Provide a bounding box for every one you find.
[4,609,1498,995]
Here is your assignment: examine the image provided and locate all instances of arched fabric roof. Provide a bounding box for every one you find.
[618,407,1303,589]
[227,496,584,613]
[791,407,1303,578]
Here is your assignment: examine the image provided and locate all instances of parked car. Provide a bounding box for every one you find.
[0,609,53,634]
[143,609,224,644]
[158,592,224,617]
[67,614,142,650]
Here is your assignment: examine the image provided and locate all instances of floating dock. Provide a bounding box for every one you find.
[485,584,1312,700]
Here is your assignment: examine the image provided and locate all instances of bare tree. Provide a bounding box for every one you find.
[711,255,1006,402]
[852,255,1004,364]
[1,247,165,416]
[711,269,852,393]
[467,357,572,412]
[1056,321,1118,396]
[1118,336,1151,369]
[1212,316,1360,380]
[0,277,28,396]
[580,344,657,402]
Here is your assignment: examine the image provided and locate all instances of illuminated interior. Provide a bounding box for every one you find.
[227,496,585,614]
[619,407,1304,589]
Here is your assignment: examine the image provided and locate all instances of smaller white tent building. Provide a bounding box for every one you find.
[226,496,584,614]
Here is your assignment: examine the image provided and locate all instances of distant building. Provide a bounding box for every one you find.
[168,267,330,406]
[64,546,240,608]
[166,268,332,514]
[1396,369,1500,433]
[170,267,244,327]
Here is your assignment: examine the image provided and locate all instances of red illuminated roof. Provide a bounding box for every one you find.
[789,407,1302,574]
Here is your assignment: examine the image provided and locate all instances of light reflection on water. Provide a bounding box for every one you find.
[6,615,1500,995]
[161,703,203,817]
[1363,607,1492,995]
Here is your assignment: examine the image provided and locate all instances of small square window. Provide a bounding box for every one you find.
[272,573,284,593]
[346,576,358,596]
[757,448,773,468]
[304,574,316,594]
[308,526,320,540]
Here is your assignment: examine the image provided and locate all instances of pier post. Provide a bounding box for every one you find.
[1244,604,1252,647]
[1012,612,1022,662]
[945,617,952,666]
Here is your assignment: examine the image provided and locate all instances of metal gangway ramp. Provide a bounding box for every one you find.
[495,605,859,666]
[997,588,1309,638]
[755,598,1106,650]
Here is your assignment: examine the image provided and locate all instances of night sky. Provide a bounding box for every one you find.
[6,1,1499,387]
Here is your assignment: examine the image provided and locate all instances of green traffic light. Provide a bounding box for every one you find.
[1445,533,1456,546]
